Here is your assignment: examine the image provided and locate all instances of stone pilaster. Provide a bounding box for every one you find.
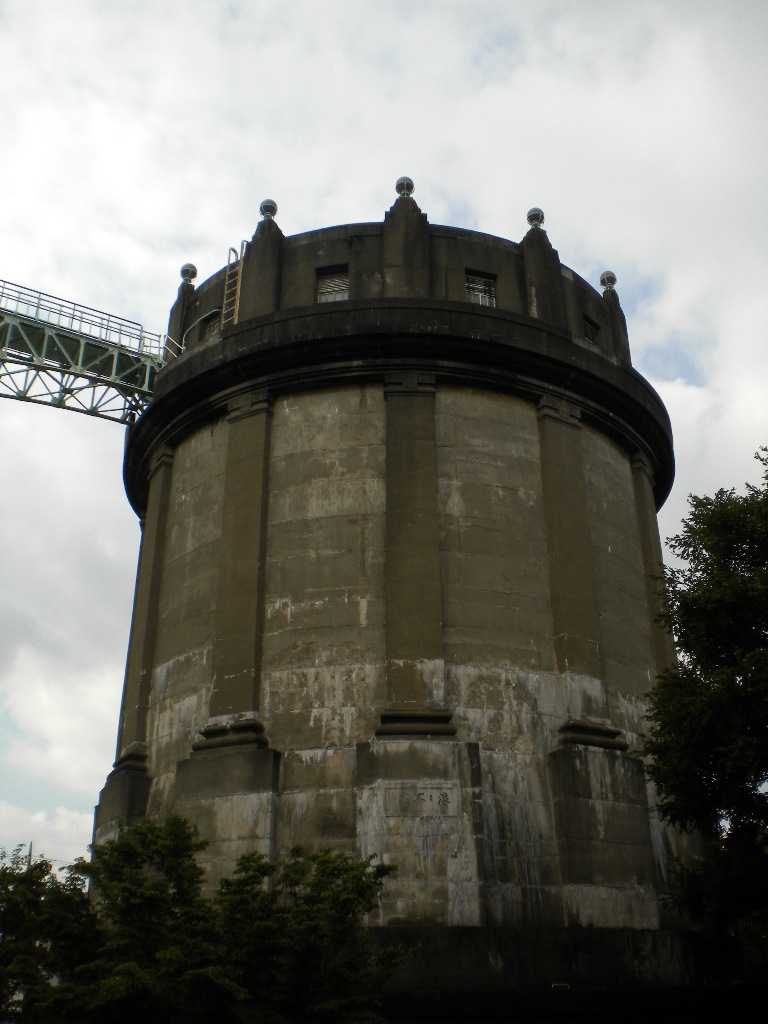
[378,372,454,736]
[197,390,273,748]
[548,722,660,927]
[383,194,431,298]
[631,452,676,675]
[167,279,195,353]
[521,224,567,328]
[174,391,279,873]
[603,287,632,366]
[95,445,174,835]
[237,218,284,321]
[115,445,174,766]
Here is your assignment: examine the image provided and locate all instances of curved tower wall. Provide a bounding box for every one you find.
[96,190,684,977]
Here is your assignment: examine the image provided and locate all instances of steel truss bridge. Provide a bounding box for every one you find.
[0,279,181,423]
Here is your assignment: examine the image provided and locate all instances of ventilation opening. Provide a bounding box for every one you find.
[465,271,496,307]
[317,267,349,303]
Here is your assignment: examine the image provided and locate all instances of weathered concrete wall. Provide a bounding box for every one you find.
[146,422,227,815]
[108,380,672,924]
[436,388,554,679]
[262,385,386,747]
[118,381,668,925]
[262,386,386,858]
[357,739,483,926]
[433,387,561,925]
[582,426,656,700]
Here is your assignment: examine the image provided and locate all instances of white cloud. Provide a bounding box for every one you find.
[0,401,136,857]
[0,800,93,868]
[0,646,123,801]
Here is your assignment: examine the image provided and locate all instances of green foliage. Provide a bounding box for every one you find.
[644,450,768,946]
[217,847,400,1024]
[0,846,99,1020]
[0,819,400,1023]
[75,816,236,1024]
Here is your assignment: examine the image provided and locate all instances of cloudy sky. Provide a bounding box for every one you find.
[1,0,767,867]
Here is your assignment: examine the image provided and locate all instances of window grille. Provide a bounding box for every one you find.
[202,317,220,343]
[317,269,349,303]
[465,272,496,307]
[583,316,599,344]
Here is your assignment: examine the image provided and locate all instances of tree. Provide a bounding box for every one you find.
[216,847,401,1023]
[0,845,99,1020]
[644,450,768,949]
[0,819,399,1023]
[75,816,239,1024]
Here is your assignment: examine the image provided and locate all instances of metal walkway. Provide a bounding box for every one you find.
[0,279,181,423]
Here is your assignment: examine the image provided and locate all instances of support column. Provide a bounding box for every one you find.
[548,725,659,927]
[521,221,567,328]
[174,391,280,876]
[237,218,284,320]
[382,191,431,298]
[377,372,454,736]
[537,398,604,680]
[631,452,676,675]
[95,445,173,834]
[196,389,273,748]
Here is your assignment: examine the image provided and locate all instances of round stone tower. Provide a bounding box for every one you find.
[96,182,693,992]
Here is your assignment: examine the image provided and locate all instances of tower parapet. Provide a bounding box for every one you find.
[97,182,694,996]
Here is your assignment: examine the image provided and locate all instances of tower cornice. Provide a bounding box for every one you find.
[125,298,673,517]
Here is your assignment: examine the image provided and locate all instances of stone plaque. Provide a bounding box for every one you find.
[384,785,457,818]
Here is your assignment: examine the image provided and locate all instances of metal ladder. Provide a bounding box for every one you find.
[221,241,246,329]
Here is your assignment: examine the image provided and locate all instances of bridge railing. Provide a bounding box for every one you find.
[0,279,182,360]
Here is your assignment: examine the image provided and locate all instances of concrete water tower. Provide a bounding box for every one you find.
[96,181,695,997]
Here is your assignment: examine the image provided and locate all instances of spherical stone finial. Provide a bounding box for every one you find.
[600,270,618,291]
[180,263,197,283]
[527,207,545,228]
[396,176,415,198]
[260,198,278,219]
